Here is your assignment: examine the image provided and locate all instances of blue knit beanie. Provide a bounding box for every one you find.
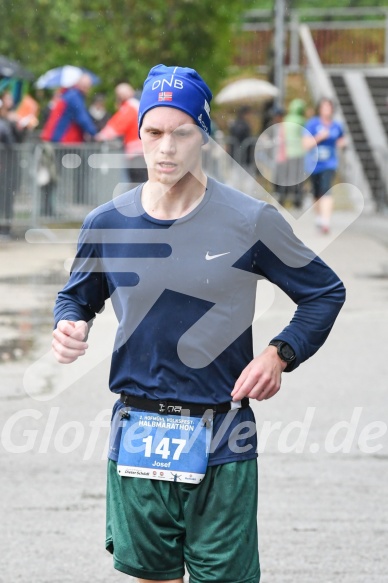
[138,64,212,140]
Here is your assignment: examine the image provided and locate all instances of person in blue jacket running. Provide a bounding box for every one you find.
[52,65,346,583]
[303,97,346,233]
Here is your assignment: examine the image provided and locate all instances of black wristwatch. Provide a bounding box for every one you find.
[268,340,296,365]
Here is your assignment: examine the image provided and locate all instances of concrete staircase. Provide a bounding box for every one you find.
[330,71,388,209]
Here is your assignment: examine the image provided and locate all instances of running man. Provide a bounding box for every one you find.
[52,65,346,583]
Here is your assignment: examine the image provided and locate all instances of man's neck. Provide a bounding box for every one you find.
[141,172,207,220]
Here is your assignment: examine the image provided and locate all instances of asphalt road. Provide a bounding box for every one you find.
[0,205,387,583]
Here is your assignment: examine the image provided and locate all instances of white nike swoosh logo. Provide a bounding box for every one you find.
[205,251,231,260]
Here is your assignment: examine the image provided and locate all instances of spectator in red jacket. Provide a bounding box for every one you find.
[96,83,147,184]
[41,74,97,143]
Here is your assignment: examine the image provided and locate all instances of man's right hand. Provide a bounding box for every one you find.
[52,320,89,364]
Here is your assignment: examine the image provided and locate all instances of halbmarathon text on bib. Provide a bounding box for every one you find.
[117,410,213,483]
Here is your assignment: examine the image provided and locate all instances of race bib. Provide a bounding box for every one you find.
[317,145,331,161]
[117,410,213,484]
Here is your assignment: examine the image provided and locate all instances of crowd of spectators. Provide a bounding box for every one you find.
[0,71,148,230]
[0,69,345,235]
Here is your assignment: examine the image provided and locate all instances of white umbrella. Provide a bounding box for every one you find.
[215,78,278,105]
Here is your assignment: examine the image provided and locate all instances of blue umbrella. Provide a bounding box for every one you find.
[35,65,100,89]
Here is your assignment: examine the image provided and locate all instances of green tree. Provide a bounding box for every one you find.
[0,0,256,94]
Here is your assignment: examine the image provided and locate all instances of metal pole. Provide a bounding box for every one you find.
[289,9,300,73]
[31,144,41,228]
[273,0,286,108]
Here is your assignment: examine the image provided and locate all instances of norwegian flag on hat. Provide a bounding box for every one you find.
[158,91,173,101]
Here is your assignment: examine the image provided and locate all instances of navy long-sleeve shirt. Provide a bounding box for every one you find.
[54,177,345,464]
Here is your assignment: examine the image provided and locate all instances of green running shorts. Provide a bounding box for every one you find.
[106,458,260,582]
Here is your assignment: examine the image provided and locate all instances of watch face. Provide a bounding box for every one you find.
[279,342,295,362]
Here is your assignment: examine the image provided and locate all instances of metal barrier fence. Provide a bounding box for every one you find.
[0,139,243,232]
[0,141,127,233]
[1,137,385,235]
[0,137,264,233]
[228,136,388,211]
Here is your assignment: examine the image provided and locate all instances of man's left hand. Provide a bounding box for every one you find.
[231,346,287,402]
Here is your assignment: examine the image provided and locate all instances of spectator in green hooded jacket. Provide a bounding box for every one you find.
[277,98,306,208]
